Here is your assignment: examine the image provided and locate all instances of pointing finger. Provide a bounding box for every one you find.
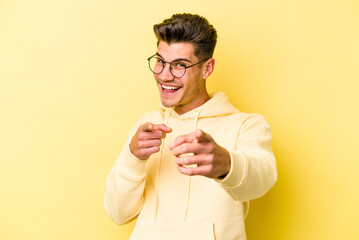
[153,124,172,133]
[170,133,196,150]
[170,136,186,150]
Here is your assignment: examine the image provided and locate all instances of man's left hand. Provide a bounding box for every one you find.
[169,129,231,179]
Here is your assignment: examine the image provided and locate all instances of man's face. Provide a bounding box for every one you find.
[154,41,210,115]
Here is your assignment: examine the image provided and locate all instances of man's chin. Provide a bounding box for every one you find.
[161,101,174,108]
[160,98,177,108]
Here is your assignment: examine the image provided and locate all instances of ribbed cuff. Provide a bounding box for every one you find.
[215,151,247,189]
[117,145,147,180]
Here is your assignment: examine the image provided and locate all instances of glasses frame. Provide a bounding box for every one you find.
[147,54,209,78]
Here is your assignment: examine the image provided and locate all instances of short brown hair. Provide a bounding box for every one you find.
[153,13,217,60]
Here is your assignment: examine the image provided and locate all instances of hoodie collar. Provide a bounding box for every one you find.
[160,92,240,120]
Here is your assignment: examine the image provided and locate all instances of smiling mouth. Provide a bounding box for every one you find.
[161,84,181,93]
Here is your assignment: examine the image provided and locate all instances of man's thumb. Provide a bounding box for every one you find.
[143,122,153,132]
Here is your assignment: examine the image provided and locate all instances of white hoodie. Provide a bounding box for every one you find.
[105,92,277,240]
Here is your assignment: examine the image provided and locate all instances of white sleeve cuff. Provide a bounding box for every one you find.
[116,145,147,180]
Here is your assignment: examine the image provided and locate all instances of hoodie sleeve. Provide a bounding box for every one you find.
[104,124,147,225]
[216,114,277,202]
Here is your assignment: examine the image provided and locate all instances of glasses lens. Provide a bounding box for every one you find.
[148,57,164,74]
[170,61,186,78]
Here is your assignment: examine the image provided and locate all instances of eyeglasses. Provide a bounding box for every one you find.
[147,54,208,78]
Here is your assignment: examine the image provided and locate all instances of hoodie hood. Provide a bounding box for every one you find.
[160,92,240,120]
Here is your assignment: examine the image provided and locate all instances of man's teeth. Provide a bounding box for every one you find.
[162,84,180,90]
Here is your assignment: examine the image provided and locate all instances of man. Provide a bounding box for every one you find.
[105,13,277,240]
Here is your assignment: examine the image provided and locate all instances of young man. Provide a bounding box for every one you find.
[105,13,277,240]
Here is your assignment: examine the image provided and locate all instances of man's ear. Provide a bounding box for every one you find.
[203,58,215,79]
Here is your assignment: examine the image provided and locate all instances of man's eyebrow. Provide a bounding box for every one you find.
[155,53,191,63]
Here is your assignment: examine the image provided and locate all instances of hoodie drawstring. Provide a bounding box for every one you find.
[154,110,201,222]
[184,111,201,221]
[154,111,171,222]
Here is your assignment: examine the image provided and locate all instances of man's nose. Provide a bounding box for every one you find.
[159,64,175,81]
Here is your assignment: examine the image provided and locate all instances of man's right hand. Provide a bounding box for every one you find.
[129,122,172,160]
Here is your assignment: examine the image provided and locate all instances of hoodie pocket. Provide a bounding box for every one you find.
[130,220,215,240]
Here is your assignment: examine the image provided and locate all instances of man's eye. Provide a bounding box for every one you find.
[157,59,165,65]
[174,62,186,68]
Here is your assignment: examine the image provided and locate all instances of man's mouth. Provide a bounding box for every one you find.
[161,84,181,93]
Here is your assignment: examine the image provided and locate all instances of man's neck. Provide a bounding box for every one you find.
[174,92,211,115]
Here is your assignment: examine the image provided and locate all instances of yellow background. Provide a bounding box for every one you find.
[1,0,358,239]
